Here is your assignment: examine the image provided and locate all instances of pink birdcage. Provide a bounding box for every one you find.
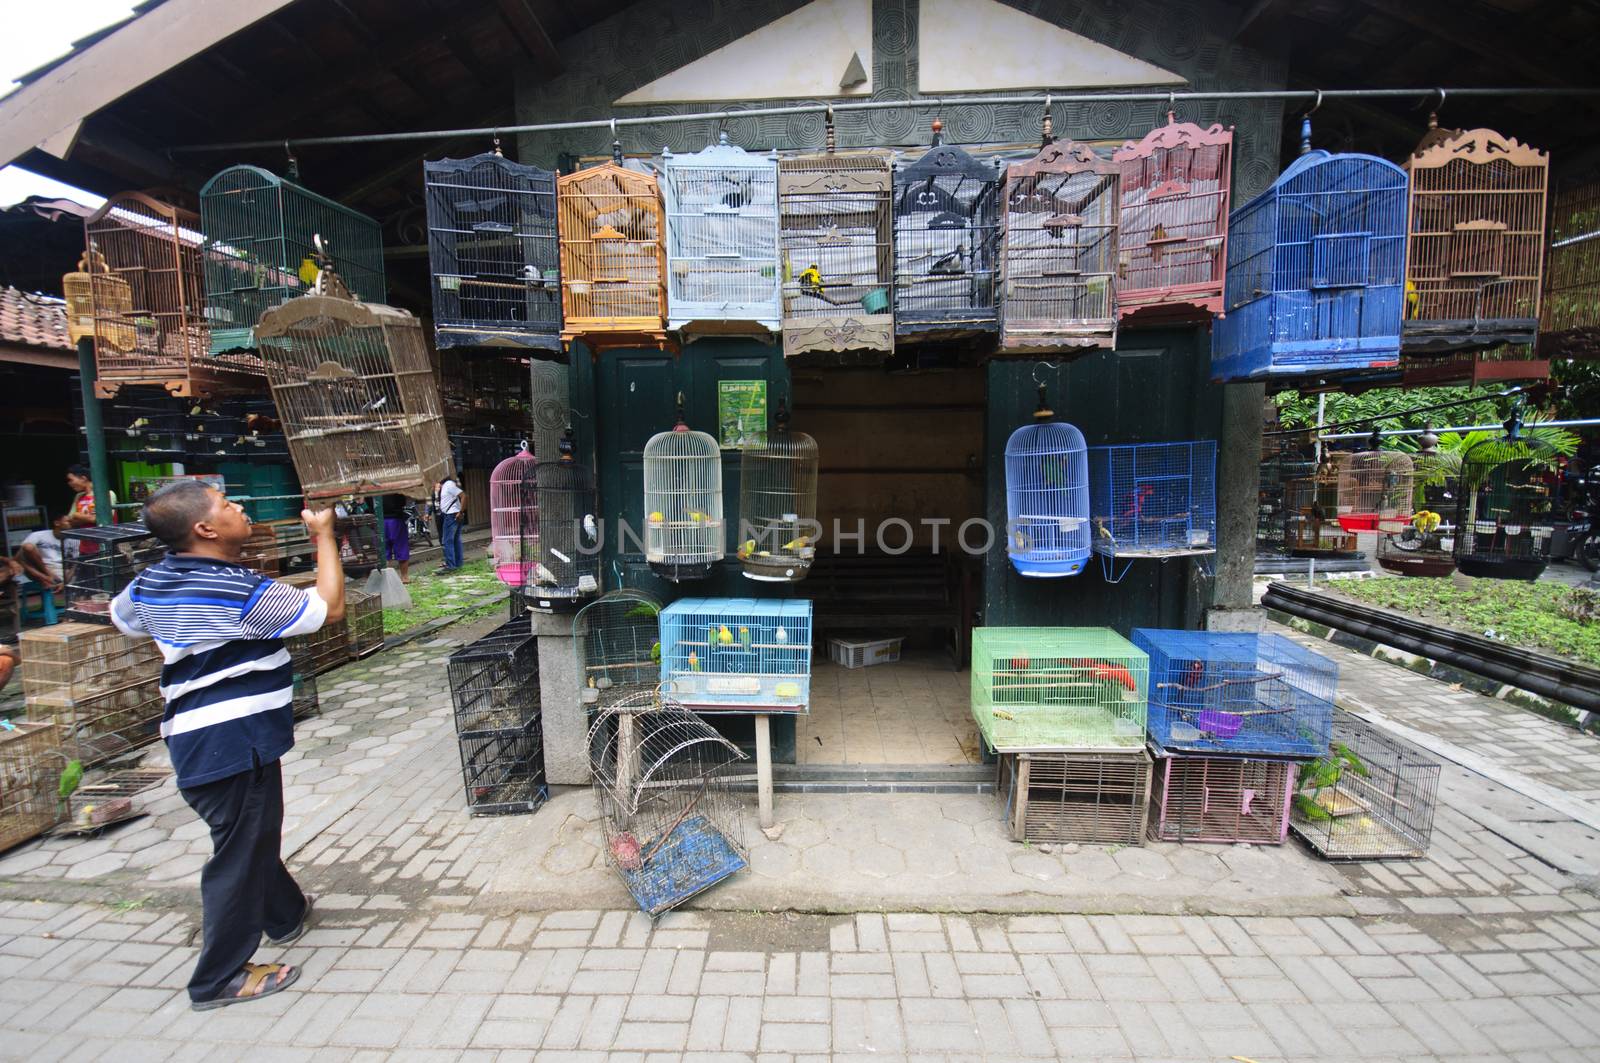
[489,446,539,587]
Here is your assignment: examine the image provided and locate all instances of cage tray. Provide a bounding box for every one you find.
[1292,815,1424,860]
[618,814,747,917]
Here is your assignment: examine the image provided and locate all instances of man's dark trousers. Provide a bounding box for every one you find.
[180,758,306,1002]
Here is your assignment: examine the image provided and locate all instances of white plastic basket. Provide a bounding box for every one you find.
[827,636,903,669]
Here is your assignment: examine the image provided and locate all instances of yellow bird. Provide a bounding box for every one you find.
[688,650,700,672]
[1404,279,1421,320]
[737,538,756,559]
[298,256,321,287]
[799,264,823,296]
[739,625,751,650]
[648,511,665,523]
[780,534,810,552]
[718,625,734,645]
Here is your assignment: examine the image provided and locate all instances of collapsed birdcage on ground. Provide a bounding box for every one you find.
[1212,123,1408,382]
[1291,710,1440,859]
[424,152,561,352]
[1148,753,1294,845]
[199,165,386,353]
[1377,453,1457,578]
[532,433,601,609]
[663,134,781,339]
[1004,387,1089,579]
[1403,122,1548,354]
[449,619,545,815]
[1113,113,1233,323]
[999,749,1151,846]
[643,413,724,582]
[1087,440,1217,583]
[893,121,1001,341]
[1000,135,1120,352]
[575,589,663,710]
[971,628,1148,752]
[0,721,64,852]
[59,524,164,624]
[557,151,669,349]
[1540,172,1600,359]
[256,265,452,504]
[1131,629,1335,759]
[737,406,818,582]
[489,445,539,588]
[659,598,813,713]
[1334,447,1415,533]
[76,193,263,398]
[1453,432,1559,580]
[345,586,384,659]
[589,698,749,915]
[777,134,893,358]
[1283,454,1358,557]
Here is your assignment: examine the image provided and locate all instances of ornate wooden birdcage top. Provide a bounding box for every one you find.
[557,147,669,349]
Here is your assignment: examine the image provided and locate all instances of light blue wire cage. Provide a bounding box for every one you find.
[1088,440,1218,583]
[1211,121,1408,382]
[1131,629,1336,759]
[1004,394,1090,578]
[660,597,813,713]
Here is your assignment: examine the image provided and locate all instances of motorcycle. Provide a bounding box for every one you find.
[1554,463,1600,572]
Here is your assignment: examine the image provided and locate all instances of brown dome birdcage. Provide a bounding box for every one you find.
[1377,450,1458,578]
[737,402,818,583]
[1283,453,1358,557]
[1334,445,1415,534]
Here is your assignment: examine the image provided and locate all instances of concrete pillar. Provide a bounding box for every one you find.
[1208,381,1265,630]
[531,610,588,789]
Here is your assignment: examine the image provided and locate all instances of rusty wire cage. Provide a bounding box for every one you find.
[0,721,64,852]
[1292,710,1440,859]
[893,121,1001,341]
[532,433,601,610]
[424,151,561,353]
[280,574,353,677]
[489,445,539,589]
[557,152,669,349]
[737,405,818,583]
[574,589,662,711]
[589,696,749,916]
[777,132,893,358]
[1403,122,1548,354]
[79,192,264,398]
[643,414,724,582]
[999,749,1152,846]
[1284,454,1358,557]
[59,524,164,625]
[1001,136,1121,352]
[344,585,384,659]
[1113,113,1232,323]
[199,165,385,353]
[1334,448,1415,533]
[256,267,452,504]
[663,133,782,339]
[1540,172,1600,358]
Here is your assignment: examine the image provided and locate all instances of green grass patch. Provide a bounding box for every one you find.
[380,557,507,635]
[1333,577,1600,669]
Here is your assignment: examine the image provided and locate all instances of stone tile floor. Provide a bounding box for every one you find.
[796,651,979,766]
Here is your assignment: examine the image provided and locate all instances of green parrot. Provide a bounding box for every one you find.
[58,759,83,801]
[650,641,661,664]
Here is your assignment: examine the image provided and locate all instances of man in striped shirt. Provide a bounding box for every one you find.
[112,480,345,1010]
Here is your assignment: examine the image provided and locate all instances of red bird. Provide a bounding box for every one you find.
[1081,661,1138,692]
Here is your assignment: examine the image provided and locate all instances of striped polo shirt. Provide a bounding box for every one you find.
[111,553,327,788]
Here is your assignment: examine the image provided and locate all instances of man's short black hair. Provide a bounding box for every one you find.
[143,481,217,549]
[67,463,91,479]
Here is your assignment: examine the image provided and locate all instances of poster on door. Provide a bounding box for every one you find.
[717,379,767,449]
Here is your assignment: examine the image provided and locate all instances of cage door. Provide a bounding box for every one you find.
[1310,232,1372,289]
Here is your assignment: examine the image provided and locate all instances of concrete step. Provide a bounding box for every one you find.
[729,762,994,795]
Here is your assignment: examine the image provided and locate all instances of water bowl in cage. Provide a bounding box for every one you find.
[1197,709,1243,739]
[1113,716,1143,737]
[1169,721,1202,743]
[581,687,600,705]
[861,288,890,314]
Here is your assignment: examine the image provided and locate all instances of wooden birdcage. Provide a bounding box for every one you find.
[1113,112,1233,323]
[1403,121,1548,353]
[737,404,818,582]
[777,118,893,358]
[256,263,452,504]
[1004,386,1089,579]
[424,151,561,353]
[199,165,385,353]
[1284,453,1358,557]
[643,408,724,582]
[532,432,601,609]
[1001,130,1121,352]
[79,193,263,398]
[557,148,668,349]
[1212,120,1407,382]
[0,721,64,852]
[574,589,663,710]
[663,133,782,339]
[1377,452,1457,578]
[1334,447,1415,533]
[1540,173,1600,359]
[893,120,1001,340]
[489,445,539,588]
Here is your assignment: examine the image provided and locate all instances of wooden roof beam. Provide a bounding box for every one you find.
[495,0,565,75]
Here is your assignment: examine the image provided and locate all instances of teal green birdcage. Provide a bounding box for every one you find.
[971,627,1148,751]
[199,165,386,353]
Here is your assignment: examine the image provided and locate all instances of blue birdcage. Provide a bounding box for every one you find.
[659,598,813,713]
[1131,629,1336,759]
[1004,386,1089,578]
[1087,440,1217,583]
[663,133,782,339]
[1211,120,1408,382]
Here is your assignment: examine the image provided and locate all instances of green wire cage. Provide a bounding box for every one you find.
[971,627,1148,751]
[199,165,386,353]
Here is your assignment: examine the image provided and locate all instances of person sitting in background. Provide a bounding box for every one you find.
[379,493,411,583]
[17,518,67,592]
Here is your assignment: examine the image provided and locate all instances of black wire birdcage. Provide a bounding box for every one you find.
[448,618,545,816]
[424,151,562,353]
[1453,431,1559,580]
[59,524,164,624]
[737,404,818,583]
[532,432,601,610]
[589,694,749,916]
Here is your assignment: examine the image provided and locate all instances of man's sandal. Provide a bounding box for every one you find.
[191,962,299,1011]
[265,894,316,947]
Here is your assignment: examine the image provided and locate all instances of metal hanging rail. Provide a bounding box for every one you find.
[171,87,1600,154]
[1317,418,1600,442]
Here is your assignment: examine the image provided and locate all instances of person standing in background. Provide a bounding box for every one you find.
[65,463,116,528]
[436,474,464,573]
[431,480,446,545]
[379,493,411,583]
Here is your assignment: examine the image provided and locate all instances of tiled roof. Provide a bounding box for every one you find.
[0,286,71,352]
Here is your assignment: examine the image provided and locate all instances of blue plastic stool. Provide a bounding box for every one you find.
[17,578,58,626]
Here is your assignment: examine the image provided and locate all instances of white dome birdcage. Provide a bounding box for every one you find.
[488,445,538,588]
[643,404,724,582]
[737,402,818,583]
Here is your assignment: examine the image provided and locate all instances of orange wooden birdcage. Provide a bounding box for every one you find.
[557,147,669,351]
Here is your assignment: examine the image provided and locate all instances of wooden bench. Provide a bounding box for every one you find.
[807,550,975,668]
